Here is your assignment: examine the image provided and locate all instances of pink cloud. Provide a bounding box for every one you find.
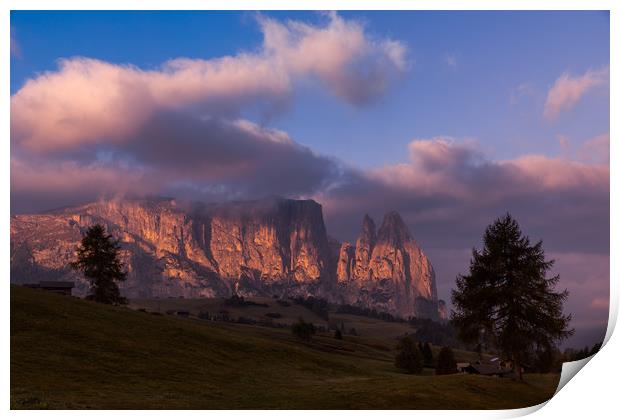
[505,155,608,190]
[319,135,609,257]
[367,137,608,199]
[11,157,156,198]
[259,12,407,103]
[11,12,406,154]
[549,252,609,332]
[544,67,608,120]
[577,133,610,164]
[366,137,484,198]
[10,112,341,213]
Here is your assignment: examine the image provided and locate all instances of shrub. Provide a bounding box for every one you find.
[435,346,458,375]
[224,295,268,307]
[218,310,230,321]
[410,317,460,348]
[291,318,316,341]
[336,304,405,323]
[395,336,423,374]
[292,296,329,320]
[237,316,256,325]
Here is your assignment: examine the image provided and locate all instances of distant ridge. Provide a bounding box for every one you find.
[10,197,443,319]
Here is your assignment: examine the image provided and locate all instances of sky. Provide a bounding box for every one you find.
[10,11,610,348]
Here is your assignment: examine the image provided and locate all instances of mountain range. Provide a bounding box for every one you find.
[10,197,446,320]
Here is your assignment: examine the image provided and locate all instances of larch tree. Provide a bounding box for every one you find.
[451,214,573,380]
[71,224,127,305]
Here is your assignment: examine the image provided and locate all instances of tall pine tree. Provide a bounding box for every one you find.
[71,224,127,305]
[451,214,573,380]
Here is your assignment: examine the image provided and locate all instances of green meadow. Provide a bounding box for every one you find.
[11,285,559,409]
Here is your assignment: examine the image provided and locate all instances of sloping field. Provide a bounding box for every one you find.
[11,285,559,409]
[129,296,330,326]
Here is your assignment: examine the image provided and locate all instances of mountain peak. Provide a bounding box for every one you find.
[377,211,411,245]
[382,210,405,225]
[361,214,376,237]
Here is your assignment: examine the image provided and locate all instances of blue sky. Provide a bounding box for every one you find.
[11,11,610,167]
[10,11,610,348]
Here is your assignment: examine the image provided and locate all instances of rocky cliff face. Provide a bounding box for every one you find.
[335,212,437,318]
[351,215,376,283]
[10,197,441,319]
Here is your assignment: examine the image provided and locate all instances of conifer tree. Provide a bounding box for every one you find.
[435,346,458,375]
[71,224,127,305]
[395,336,424,374]
[451,214,573,380]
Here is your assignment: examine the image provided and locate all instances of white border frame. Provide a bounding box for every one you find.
[3,2,616,419]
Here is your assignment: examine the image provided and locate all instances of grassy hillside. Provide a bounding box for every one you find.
[129,296,417,342]
[130,296,331,326]
[11,286,560,409]
[129,296,479,362]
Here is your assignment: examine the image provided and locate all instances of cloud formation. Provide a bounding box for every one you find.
[11,12,405,213]
[11,112,342,212]
[11,12,406,153]
[577,132,610,164]
[320,136,609,254]
[544,67,608,120]
[551,252,609,348]
[10,157,157,213]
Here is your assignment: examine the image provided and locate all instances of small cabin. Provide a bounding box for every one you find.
[456,362,471,373]
[24,281,75,296]
[459,361,512,377]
